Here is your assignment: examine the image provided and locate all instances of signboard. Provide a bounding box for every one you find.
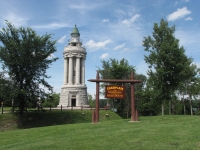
[105,85,125,98]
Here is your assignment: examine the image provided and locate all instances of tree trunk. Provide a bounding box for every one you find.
[169,99,171,115]
[19,94,25,116]
[125,97,130,119]
[162,100,164,116]
[1,102,3,114]
[183,95,186,115]
[184,104,186,115]
[189,94,193,116]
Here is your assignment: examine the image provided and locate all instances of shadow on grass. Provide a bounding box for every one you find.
[16,110,93,129]
[0,109,121,131]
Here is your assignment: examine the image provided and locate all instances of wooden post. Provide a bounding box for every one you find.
[136,110,138,121]
[61,105,62,112]
[71,106,73,111]
[96,72,100,123]
[50,105,51,112]
[131,71,135,121]
[105,106,107,111]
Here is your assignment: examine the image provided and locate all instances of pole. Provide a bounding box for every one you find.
[131,71,135,121]
[136,110,138,121]
[95,71,100,123]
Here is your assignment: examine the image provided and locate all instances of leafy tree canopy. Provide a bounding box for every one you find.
[0,21,58,116]
[143,19,197,115]
[143,19,194,99]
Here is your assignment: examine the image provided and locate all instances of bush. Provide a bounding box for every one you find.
[195,110,200,115]
[43,93,59,107]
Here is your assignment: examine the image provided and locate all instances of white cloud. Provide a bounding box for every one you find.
[185,17,193,21]
[102,19,109,22]
[100,53,109,59]
[69,3,96,10]
[107,17,143,48]
[192,62,200,68]
[121,48,131,52]
[32,22,69,29]
[57,35,66,43]
[113,43,125,50]
[167,7,191,21]
[135,61,148,76]
[196,63,200,68]
[122,14,140,27]
[47,54,55,59]
[1,12,28,27]
[85,39,111,51]
[174,1,179,6]
[0,1,29,27]
[175,29,200,52]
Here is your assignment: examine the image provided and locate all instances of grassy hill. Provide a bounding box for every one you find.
[1,112,200,149]
[0,109,121,131]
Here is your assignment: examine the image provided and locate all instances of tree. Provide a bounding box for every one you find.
[177,65,200,115]
[0,21,58,116]
[88,93,95,108]
[184,67,200,115]
[143,19,194,115]
[43,93,60,107]
[0,71,16,106]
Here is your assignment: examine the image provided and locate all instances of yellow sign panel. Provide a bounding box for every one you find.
[105,85,125,99]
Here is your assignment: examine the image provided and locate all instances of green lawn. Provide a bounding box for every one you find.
[0,115,200,150]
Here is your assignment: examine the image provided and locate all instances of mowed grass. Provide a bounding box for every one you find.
[0,115,200,150]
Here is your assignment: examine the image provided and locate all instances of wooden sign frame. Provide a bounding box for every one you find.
[88,71,142,123]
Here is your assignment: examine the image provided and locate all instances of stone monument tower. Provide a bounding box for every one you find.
[58,25,88,108]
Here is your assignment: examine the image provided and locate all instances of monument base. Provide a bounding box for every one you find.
[58,85,88,108]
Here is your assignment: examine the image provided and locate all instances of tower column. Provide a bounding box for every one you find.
[81,58,85,85]
[76,57,80,85]
[63,58,68,84]
[68,57,73,85]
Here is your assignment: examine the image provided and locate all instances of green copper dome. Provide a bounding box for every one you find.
[71,25,80,36]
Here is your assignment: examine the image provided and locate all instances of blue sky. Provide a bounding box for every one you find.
[0,0,199,96]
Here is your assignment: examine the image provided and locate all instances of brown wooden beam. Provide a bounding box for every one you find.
[95,72,100,123]
[88,79,142,83]
[131,71,135,121]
